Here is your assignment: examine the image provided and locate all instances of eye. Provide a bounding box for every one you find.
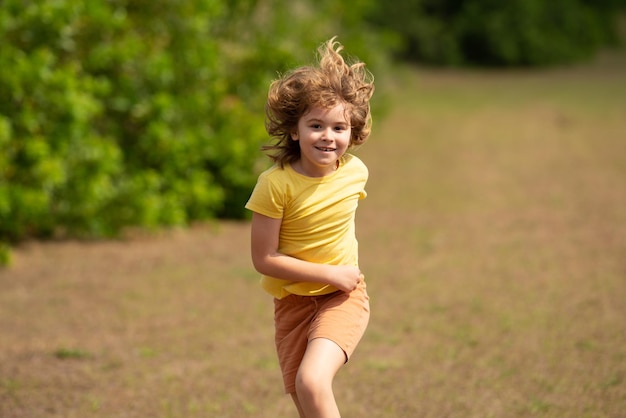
[310,124,322,129]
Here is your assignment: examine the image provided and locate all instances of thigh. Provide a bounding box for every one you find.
[298,337,346,382]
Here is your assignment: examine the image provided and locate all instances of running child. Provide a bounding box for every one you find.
[246,37,375,418]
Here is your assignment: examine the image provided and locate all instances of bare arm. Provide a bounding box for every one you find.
[250,212,362,293]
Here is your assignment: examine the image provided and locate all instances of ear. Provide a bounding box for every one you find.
[291,131,299,141]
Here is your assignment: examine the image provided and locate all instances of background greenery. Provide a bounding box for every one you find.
[1,0,624,264]
[368,0,625,66]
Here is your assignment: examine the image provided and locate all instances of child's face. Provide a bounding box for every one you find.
[291,103,352,177]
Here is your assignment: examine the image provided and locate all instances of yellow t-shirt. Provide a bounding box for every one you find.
[245,153,368,299]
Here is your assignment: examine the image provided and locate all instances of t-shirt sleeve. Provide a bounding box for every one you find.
[245,171,284,219]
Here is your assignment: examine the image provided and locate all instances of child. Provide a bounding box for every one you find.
[245,37,375,417]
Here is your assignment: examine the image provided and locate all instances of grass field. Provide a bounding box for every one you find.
[1,50,625,417]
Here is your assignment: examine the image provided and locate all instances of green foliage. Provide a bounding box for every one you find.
[1,0,230,245]
[366,0,624,66]
[0,243,10,266]
[0,0,390,260]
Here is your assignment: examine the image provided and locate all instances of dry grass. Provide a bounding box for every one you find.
[1,50,625,417]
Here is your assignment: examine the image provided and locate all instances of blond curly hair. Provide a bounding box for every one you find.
[263,37,375,167]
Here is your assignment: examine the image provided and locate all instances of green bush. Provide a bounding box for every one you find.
[367,0,624,66]
[0,0,390,263]
[1,0,237,245]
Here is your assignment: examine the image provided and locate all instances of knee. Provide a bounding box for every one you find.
[295,367,330,399]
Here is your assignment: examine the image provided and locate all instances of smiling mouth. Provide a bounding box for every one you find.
[316,146,336,152]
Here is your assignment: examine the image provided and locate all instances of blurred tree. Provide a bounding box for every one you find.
[366,0,625,66]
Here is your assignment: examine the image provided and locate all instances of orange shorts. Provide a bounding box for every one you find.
[273,280,370,393]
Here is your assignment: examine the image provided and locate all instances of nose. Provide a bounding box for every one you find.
[321,127,333,140]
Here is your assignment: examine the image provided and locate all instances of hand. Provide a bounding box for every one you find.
[329,265,364,293]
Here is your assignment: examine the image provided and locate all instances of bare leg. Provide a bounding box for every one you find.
[295,338,346,418]
[290,393,307,418]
